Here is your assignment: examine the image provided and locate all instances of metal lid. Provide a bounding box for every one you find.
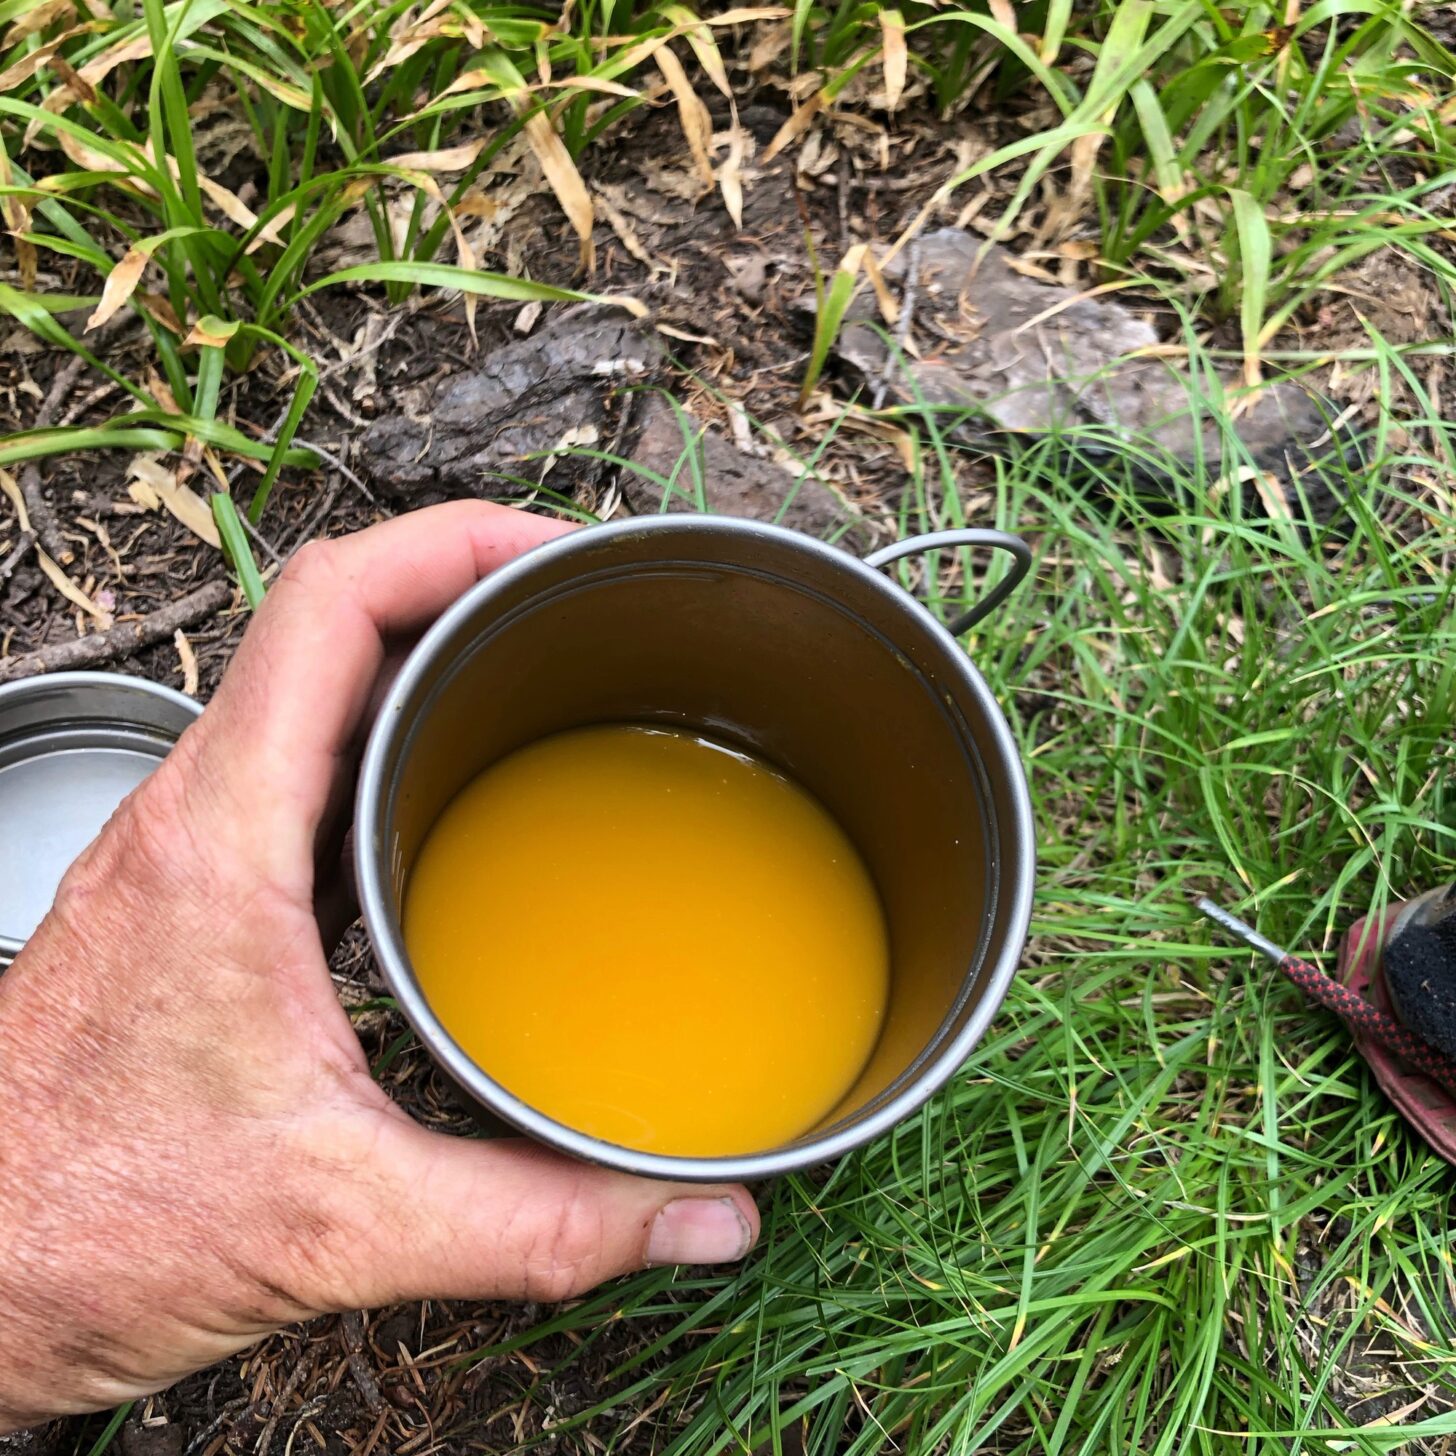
[0,672,200,965]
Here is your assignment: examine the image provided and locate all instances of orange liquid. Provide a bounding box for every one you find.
[403,725,889,1156]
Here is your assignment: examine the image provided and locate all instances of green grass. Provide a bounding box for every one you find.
[454,345,1456,1453]
[1,0,1450,528]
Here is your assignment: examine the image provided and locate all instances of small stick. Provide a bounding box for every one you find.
[254,1348,315,1456]
[0,579,232,685]
[292,437,377,505]
[19,355,89,567]
[0,530,36,584]
[340,1311,385,1414]
[1196,897,1456,1095]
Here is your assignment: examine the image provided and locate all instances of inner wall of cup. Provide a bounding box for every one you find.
[385,561,994,1147]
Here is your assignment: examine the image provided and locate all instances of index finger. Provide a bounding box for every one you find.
[187,502,573,886]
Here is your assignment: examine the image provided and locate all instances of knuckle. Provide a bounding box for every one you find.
[279,538,342,594]
[521,1181,608,1302]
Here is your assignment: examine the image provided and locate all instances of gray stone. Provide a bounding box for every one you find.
[832,230,1351,519]
[622,396,873,550]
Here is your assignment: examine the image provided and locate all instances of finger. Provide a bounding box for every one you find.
[346,1121,759,1307]
[181,503,573,884]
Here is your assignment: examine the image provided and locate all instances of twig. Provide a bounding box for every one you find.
[254,1348,316,1456]
[0,579,232,685]
[19,354,88,565]
[239,509,284,568]
[340,1311,385,1414]
[292,438,378,505]
[0,530,36,584]
[56,380,121,428]
[183,1397,254,1456]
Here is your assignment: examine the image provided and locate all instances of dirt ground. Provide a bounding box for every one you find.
[2,73,1454,1456]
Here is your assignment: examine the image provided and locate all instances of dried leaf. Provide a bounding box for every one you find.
[696,6,788,23]
[144,366,180,413]
[6,0,73,44]
[862,248,899,327]
[174,628,198,696]
[717,114,746,229]
[127,477,161,511]
[762,93,824,162]
[594,294,648,319]
[657,322,717,346]
[37,550,110,624]
[436,68,635,103]
[879,8,907,110]
[85,244,148,332]
[57,130,139,179]
[128,457,222,548]
[0,35,65,92]
[522,112,595,269]
[195,172,258,230]
[77,28,153,87]
[242,202,296,255]
[416,175,479,346]
[453,190,498,220]
[0,467,30,530]
[1251,469,1293,523]
[136,291,184,336]
[387,137,489,172]
[988,0,1018,33]
[656,46,714,188]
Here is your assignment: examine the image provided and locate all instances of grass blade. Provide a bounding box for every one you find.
[799,244,865,407]
[211,491,266,608]
[248,371,317,524]
[1228,187,1272,386]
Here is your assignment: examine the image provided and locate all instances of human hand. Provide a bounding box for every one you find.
[0,502,759,1432]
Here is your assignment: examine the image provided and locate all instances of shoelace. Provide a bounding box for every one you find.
[1197,897,1456,1098]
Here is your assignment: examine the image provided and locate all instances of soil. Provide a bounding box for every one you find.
[2,62,1454,1456]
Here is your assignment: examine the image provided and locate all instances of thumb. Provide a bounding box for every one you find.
[348,1119,759,1306]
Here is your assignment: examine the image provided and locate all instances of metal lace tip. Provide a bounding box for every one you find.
[1195,896,1289,965]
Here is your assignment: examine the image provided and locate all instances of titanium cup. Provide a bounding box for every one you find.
[356,517,1035,1181]
[0,672,201,967]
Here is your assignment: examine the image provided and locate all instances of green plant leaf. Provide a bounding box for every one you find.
[248,372,317,524]
[1228,187,1272,385]
[287,260,589,309]
[212,491,266,608]
[799,247,864,407]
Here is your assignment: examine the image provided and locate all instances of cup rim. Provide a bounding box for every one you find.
[0,671,202,965]
[355,515,1035,1181]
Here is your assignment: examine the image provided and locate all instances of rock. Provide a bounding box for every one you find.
[356,308,664,501]
[621,396,874,550]
[831,230,1354,521]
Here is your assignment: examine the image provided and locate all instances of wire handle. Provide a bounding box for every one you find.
[863,529,1032,636]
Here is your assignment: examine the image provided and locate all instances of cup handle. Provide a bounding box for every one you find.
[863,529,1032,635]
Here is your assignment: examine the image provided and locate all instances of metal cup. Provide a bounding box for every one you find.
[0,672,201,967]
[356,517,1035,1181]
